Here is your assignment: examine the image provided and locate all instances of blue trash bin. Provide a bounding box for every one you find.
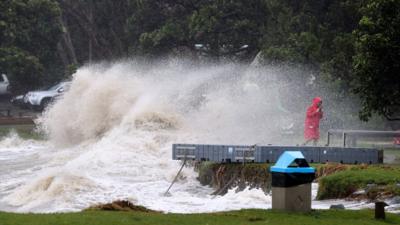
[270,151,315,212]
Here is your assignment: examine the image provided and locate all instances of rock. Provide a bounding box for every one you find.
[366,183,377,191]
[389,196,400,205]
[330,204,345,210]
[349,189,367,200]
[353,189,366,195]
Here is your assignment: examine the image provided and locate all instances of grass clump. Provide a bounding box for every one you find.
[317,165,400,199]
[85,200,160,213]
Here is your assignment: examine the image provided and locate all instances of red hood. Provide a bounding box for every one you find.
[312,97,322,106]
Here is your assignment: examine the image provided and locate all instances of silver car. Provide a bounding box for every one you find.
[24,81,71,110]
[0,74,10,95]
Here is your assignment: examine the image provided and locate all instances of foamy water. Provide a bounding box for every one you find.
[0,60,398,213]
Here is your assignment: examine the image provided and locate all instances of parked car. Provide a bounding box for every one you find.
[24,81,71,110]
[0,74,10,95]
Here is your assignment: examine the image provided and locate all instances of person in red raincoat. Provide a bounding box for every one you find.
[394,136,400,145]
[303,97,323,146]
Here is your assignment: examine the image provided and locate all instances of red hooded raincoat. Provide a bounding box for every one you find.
[304,97,323,140]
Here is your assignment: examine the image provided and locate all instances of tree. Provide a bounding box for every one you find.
[0,0,63,91]
[353,0,400,121]
[130,0,191,56]
[189,0,267,60]
[126,0,267,60]
[0,47,43,90]
[59,0,132,62]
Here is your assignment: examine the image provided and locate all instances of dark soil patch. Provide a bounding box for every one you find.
[86,200,159,213]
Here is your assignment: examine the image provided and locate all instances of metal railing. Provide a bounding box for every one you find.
[326,129,400,148]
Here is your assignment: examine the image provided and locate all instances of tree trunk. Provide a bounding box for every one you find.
[88,0,93,63]
[59,15,78,65]
[57,42,69,67]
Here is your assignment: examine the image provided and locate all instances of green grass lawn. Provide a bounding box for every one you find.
[0,209,399,225]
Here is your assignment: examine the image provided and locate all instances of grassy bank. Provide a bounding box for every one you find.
[1,209,399,225]
[196,162,270,194]
[197,162,400,200]
[0,125,43,140]
[317,165,400,199]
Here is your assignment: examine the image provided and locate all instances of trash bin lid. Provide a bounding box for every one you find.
[270,151,315,173]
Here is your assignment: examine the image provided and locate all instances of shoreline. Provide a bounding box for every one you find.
[0,183,399,214]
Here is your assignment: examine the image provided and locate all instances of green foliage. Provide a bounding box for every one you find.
[353,0,400,121]
[260,0,400,122]
[1,209,400,225]
[188,0,267,58]
[127,0,190,56]
[0,47,43,90]
[317,165,400,199]
[0,0,63,91]
[262,0,362,66]
[65,63,77,77]
[126,0,267,59]
[138,20,187,54]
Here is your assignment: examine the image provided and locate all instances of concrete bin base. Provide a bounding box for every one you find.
[272,183,312,212]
